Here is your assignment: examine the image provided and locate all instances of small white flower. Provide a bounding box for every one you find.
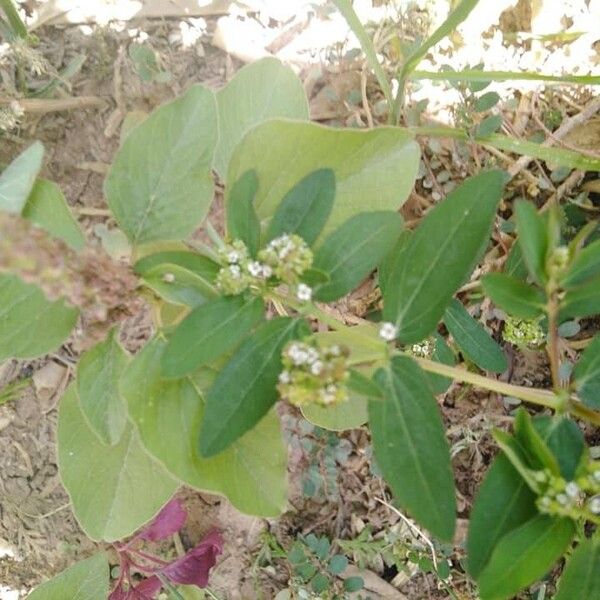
[278,370,291,384]
[329,345,341,356]
[162,272,175,283]
[565,482,580,499]
[310,360,324,375]
[227,250,241,263]
[306,348,319,364]
[296,283,312,302]
[247,261,262,277]
[229,264,241,278]
[379,321,398,341]
[556,493,569,506]
[326,384,337,394]
[589,496,600,514]
[539,496,551,508]
[261,264,273,278]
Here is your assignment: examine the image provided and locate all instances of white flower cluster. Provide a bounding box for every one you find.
[258,234,313,284]
[536,465,600,521]
[379,321,398,342]
[503,316,545,348]
[278,340,349,407]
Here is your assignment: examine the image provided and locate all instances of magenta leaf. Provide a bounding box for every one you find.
[161,530,223,588]
[130,576,162,599]
[140,498,187,542]
[109,586,129,600]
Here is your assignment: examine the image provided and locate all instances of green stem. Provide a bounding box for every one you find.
[205,222,225,249]
[0,0,27,38]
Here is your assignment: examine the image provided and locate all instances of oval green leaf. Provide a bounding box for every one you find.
[105,84,218,245]
[200,317,309,457]
[573,333,600,409]
[226,169,261,255]
[162,295,265,378]
[515,199,548,285]
[227,120,420,242]
[383,170,505,343]
[562,238,600,287]
[369,355,456,541]
[555,537,600,600]
[123,338,288,516]
[302,393,368,431]
[57,385,178,541]
[560,277,600,321]
[481,273,546,318]
[77,329,129,445]
[0,274,78,360]
[426,332,456,394]
[0,141,44,213]
[313,211,403,302]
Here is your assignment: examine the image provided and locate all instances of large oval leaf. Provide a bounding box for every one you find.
[560,277,600,320]
[0,274,78,360]
[105,85,217,245]
[214,57,309,178]
[476,515,575,600]
[200,317,309,457]
[555,537,600,600]
[162,295,265,378]
[466,454,538,579]
[227,120,419,241]
[77,329,129,445]
[313,211,403,302]
[369,356,456,542]
[0,141,44,213]
[122,338,288,516]
[302,393,368,431]
[481,273,546,318]
[383,170,505,344]
[514,199,548,285]
[58,385,178,542]
[27,553,109,600]
[444,299,507,373]
[573,333,600,409]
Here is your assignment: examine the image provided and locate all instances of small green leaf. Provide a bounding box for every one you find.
[347,369,383,399]
[311,572,330,592]
[22,179,85,250]
[467,454,538,579]
[476,114,503,137]
[505,242,528,280]
[266,168,336,245]
[226,170,261,255]
[313,211,403,301]
[474,92,500,112]
[27,553,109,600]
[573,334,600,409]
[344,576,364,592]
[562,238,600,287]
[162,296,265,378]
[444,299,507,373]
[58,385,177,541]
[481,273,546,318]
[370,356,456,541]
[122,338,288,517]
[476,515,575,600]
[513,409,560,475]
[328,554,349,575]
[0,274,78,360]
[560,277,600,320]
[214,57,309,178]
[514,200,548,285]
[77,329,129,445]
[200,318,309,457]
[384,170,505,343]
[426,332,456,394]
[555,537,600,600]
[105,85,218,245]
[378,229,411,297]
[134,251,220,280]
[0,141,44,213]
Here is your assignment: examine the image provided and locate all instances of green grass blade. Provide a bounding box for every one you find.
[411,69,600,85]
[0,0,27,38]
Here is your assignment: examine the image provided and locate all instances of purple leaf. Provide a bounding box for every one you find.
[161,530,223,588]
[109,586,129,600]
[130,576,162,599]
[140,498,187,542]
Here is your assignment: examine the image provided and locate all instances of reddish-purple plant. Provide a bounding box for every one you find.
[109,498,223,599]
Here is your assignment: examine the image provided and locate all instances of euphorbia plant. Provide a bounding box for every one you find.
[2,58,600,599]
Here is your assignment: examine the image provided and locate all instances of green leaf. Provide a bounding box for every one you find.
[328,554,349,575]
[266,168,336,245]
[0,274,78,360]
[474,92,500,112]
[514,199,548,285]
[57,385,178,541]
[573,334,600,409]
[466,454,538,579]
[481,273,546,318]
[200,318,309,457]
[77,329,129,445]
[227,120,419,242]
[505,242,528,280]
[513,409,560,475]
[476,515,575,600]
[347,369,383,399]
[378,229,411,297]
[444,299,507,373]
[214,57,309,178]
[134,250,220,280]
[226,169,260,255]
[562,238,600,287]
[344,576,364,592]
[22,179,85,250]
[411,69,600,85]
[0,141,44,213]
[311,572,330,593]
[426,332,456,394]
[555,537,600,600]
[105,85,217,245]
[383,170,505,343]
[313,211,403,301]
[560,277,600,320]
[122,338,288,516]
[369,356,456,541]
[140,263,218,307]
[476,114,503,137]
[162,295,265,378]
[27,553,109,600]
[302,393,368,431]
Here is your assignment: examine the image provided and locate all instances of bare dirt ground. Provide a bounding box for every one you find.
[1,0,600,598]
